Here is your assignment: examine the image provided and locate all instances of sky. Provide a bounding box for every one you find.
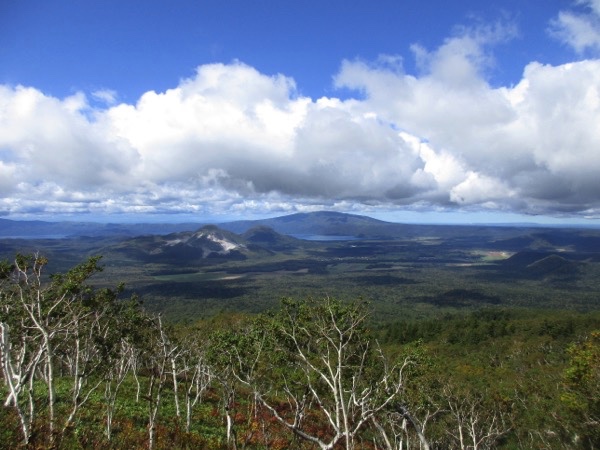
[1,0,600,225]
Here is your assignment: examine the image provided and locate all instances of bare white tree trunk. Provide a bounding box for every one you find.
[104,340,133,439]
[445,387,510,450]
[221,298,414,450]
[0,321,44,444]
[184,357,212,433]
[62,310,108,434]
[266,300,409,449]
[170,353,181,418]
[1,254,132,446]
[146,315,175,450]
[130,348,142,403]
[225,388,236,449]
[13,256,68,445]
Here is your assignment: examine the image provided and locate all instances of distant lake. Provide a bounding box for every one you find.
[292,234,361,241]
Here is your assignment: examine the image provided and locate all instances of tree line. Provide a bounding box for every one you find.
[0,255,598,449]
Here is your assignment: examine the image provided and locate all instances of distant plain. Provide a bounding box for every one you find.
[1,211,599,322]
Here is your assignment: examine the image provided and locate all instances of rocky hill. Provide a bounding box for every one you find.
[109,225,304,264]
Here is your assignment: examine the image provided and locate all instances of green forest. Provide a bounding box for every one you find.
[1,254,599,449]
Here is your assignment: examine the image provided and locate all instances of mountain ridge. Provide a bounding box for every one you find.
[0,218,205,238]
[220,211,395,236]
[0,211,595,243]
[108,224,308,264]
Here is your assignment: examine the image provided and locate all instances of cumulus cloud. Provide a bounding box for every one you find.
[0,63,428,218]
[0,86,139,191]
[334,25,600,217]
[1,16,600,220]
[550,0,600,53]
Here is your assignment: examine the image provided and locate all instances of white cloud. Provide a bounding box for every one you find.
[335,26,600,217]
[2,23,600,221]
[450,172,515,205]
[0,161,17,195]
[92,89,118,105]
[0,85,139,191]
[102,63,310,184]
[550,0,600,53]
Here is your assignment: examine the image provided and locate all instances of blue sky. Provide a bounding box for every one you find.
[2,0,600,224]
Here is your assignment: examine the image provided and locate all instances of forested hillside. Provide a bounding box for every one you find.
[3,213,600,325]
[1,255,599,449]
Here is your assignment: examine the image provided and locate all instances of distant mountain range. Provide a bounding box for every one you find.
[2,212,600,289]
[0,218,205,238]
[0,211,419,239]
[0,211,595,243]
